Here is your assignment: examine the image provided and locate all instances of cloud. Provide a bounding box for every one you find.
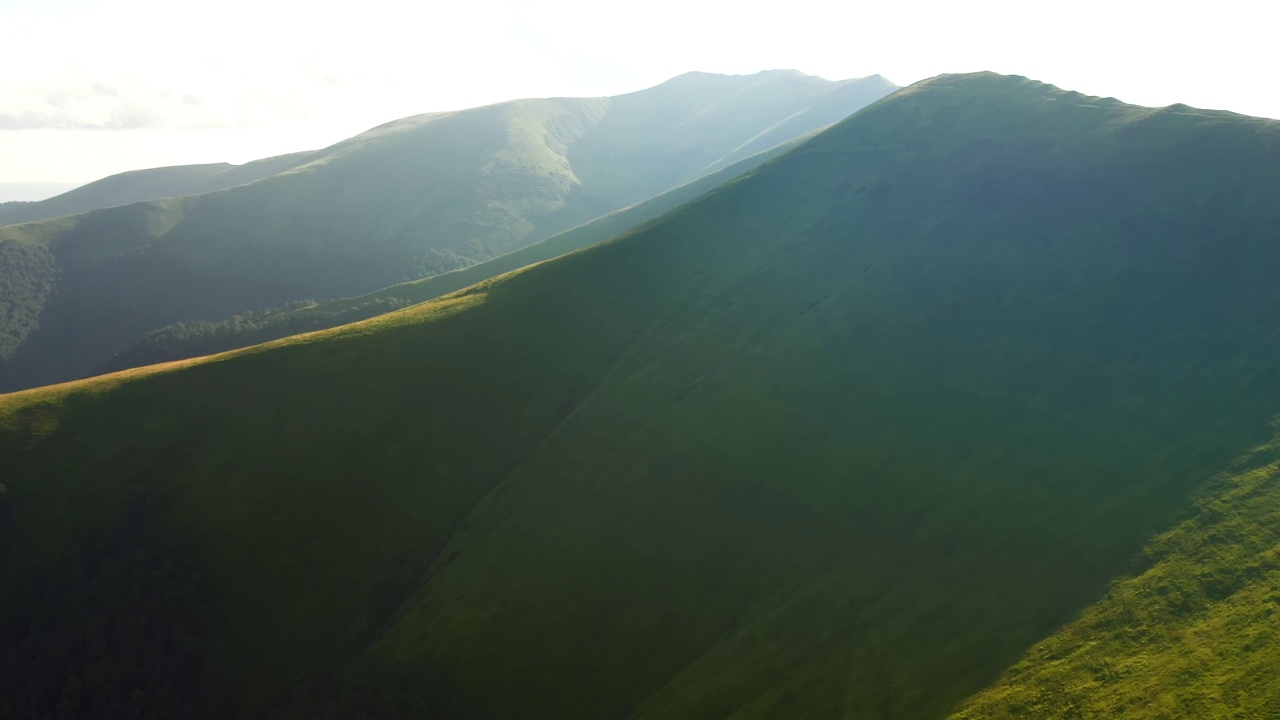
[0,83,196,130]
[0,0,373,131]
[0,74,353,131]
[0,0,671,133]
[1,0,1276,151]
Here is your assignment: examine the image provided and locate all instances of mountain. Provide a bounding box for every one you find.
[96,135,809,374]
[0,153,315,227]
[0,182,84,204]
[5,72,1280,719]
[0,70,898,392]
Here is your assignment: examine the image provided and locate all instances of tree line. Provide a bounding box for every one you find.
[97,297,415,374]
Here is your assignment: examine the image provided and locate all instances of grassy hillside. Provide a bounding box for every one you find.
[97,136,807,374]
[4,72,1280,719]
[949,429,1280,718]
[0,71,895,392]
[0,153,315,227]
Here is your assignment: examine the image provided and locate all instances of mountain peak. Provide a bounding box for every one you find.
[753,68,812,78]
[906,71,1043,93]
[899,72,1258,119]
[655,68,825,88]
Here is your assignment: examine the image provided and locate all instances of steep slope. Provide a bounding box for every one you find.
[0,153,315,227]
[96,135,808,374]
[949,432,1280,718]
[0,71,896,393]
[4,73,1280,720]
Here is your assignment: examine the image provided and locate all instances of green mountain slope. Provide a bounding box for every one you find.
[0,71,896,393]
[949,432,1280,718]
[97,136,807,374]
[0,153,314,227]
[4,72,1280,720]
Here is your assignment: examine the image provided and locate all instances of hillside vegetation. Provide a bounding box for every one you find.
[98,137,804,373]
[0,71,896,392]
[3,73,1280,719]
[950,427,1280,718]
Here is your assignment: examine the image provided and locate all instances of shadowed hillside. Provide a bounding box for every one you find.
[0,70,896,392]
[3,72,1279,719]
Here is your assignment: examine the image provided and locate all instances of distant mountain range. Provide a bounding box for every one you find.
[0,70,897,392]
[0,155,312,226]
[4,72,1279,719]
[0,181,83,204]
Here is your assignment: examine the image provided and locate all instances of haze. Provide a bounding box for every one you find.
[2,0,1275,185]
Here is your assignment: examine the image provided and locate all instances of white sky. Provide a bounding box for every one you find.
[2,0,1276,183]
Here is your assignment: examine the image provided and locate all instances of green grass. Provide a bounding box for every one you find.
[0,71,895,392]
[949,427,1280,719]
[3,72,1280,719]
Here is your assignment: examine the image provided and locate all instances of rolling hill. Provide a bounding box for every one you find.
[0,182,83,204]
[0,70,897,392]
[0,154,315,227]
[4,72,1280,719]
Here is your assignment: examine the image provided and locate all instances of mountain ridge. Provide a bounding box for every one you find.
[0,70,897,392]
